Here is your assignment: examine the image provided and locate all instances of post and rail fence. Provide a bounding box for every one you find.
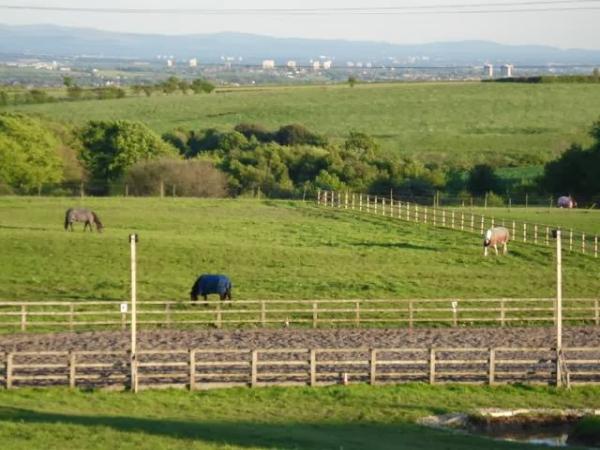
[1,298,599,332]
[316,190,599,258]
[2,346,599,391]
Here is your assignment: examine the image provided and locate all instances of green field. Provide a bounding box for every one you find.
[0,384,598,449]
[0,197,598,303]
[4,82,600,165]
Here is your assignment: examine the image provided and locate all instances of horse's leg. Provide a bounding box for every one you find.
[504,242,508,255]
[484,246,488,257]
[494,244,498,256]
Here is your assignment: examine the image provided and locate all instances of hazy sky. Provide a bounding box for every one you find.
[2,0,600,49]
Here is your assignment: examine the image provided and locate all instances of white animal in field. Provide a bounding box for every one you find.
[483,226,510,256]
[557,196,576,208]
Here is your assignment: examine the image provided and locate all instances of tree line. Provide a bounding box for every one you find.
[0,76,215,107]
[1,111,599,203]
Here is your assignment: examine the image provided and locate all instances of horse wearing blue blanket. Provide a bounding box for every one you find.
[190,274,232,303]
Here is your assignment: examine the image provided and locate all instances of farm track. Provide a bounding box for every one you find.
[2,326,600,352]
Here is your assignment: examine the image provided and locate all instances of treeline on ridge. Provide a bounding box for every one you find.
[1,112,599,203]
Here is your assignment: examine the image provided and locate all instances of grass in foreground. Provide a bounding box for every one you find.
[5,82,600,165]
[0,384,598,449]
[0,197,599,303]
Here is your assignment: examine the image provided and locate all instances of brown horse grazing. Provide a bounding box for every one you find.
[483,226,510,256]
[64,208,103,232]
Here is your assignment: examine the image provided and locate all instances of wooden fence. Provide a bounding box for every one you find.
[317,190,599,258]
[2,346,599,391]
[1,298,599,332]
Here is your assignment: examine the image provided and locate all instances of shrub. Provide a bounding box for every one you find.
[234,123,272,142]
[274,124,327,147]
[124,158,228,197]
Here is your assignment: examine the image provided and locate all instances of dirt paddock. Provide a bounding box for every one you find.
[2,326,600,352]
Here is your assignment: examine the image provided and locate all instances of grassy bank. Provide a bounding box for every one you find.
[0,384,598,449]
[4,82,600,165]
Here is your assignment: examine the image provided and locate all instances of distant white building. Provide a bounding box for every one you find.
[286,60,297,69]
[189,58,198,68]
[312,61,321,70]
[262,59,275,69]
[166,59,174,67]
[322,60,332,69]
[484,64,494,77]
[501,64,514,78]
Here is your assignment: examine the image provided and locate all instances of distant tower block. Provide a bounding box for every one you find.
[484,64,494,78]
[312,61,321,70]
[166,59,174,67]
[287,60,297,69]
[322,60,332,69]
[501,64,514,78]
[189,58,198,68]
[262,59,275,69]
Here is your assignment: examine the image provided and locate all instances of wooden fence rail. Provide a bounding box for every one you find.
[317,190,599,258]
[0,298,599,331]
[2,346,599,390]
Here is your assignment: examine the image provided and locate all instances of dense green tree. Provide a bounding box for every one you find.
[348,76,357,87]
[274,124,327,146]
[191,79,215,94]
[0,113,64,190]
[466,164,501,195]
[79,120,176,182]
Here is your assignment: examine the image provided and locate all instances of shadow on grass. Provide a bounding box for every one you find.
[353,242,438,251]
[0,406,510,450]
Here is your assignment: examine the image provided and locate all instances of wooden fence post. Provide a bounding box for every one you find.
[582,233,586,254]
[480,216,484,234]
[442,210,446,227]
[382,198,386,216]
[406,201,410,221]
[310,349,317,387]
[488,348,496,385]
[260,301,266,327]
[355,302,360,327]
[359,194,363,212]
[569,229,573,251]
[215,303,222,329]
[312,302,318,329]
[317,189,321,205]
[69,352,76,389]
[429,348,436,384]
[534,225,538,244]
[415,205,419,223]
[470,214,474,232]
[370,349,377,385]
[546,227,550,246]
[374,196,378,214]
[461,212,464,231]
[69,303,74,331]
[352,193,356,210]
[344,191,349,209]
[523,223,527,242]
[5,353,13,389]
[424,207,428,224]
[366,195,370,213]
[251,350,258,388]
[20,304,26,332]
[165,303,171,328]
[189,349,196,391]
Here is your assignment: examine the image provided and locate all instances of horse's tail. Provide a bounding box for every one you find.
[64,209,71,230]
[91,211,103,231]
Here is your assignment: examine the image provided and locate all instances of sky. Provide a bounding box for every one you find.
[1,0,600,49]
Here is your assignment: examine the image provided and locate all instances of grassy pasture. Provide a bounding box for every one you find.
[4,82,600,165]
[448,206,600,236]
[0,384,598,449]
[0,197,598,306]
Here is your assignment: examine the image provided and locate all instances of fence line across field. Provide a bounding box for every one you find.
[317,190,599,258]
[2,346,599,391]
[1,298,599,331]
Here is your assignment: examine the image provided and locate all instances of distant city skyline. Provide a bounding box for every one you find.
[1,0,600,50]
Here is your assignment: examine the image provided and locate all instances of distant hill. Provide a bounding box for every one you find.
[1,24,599,65]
